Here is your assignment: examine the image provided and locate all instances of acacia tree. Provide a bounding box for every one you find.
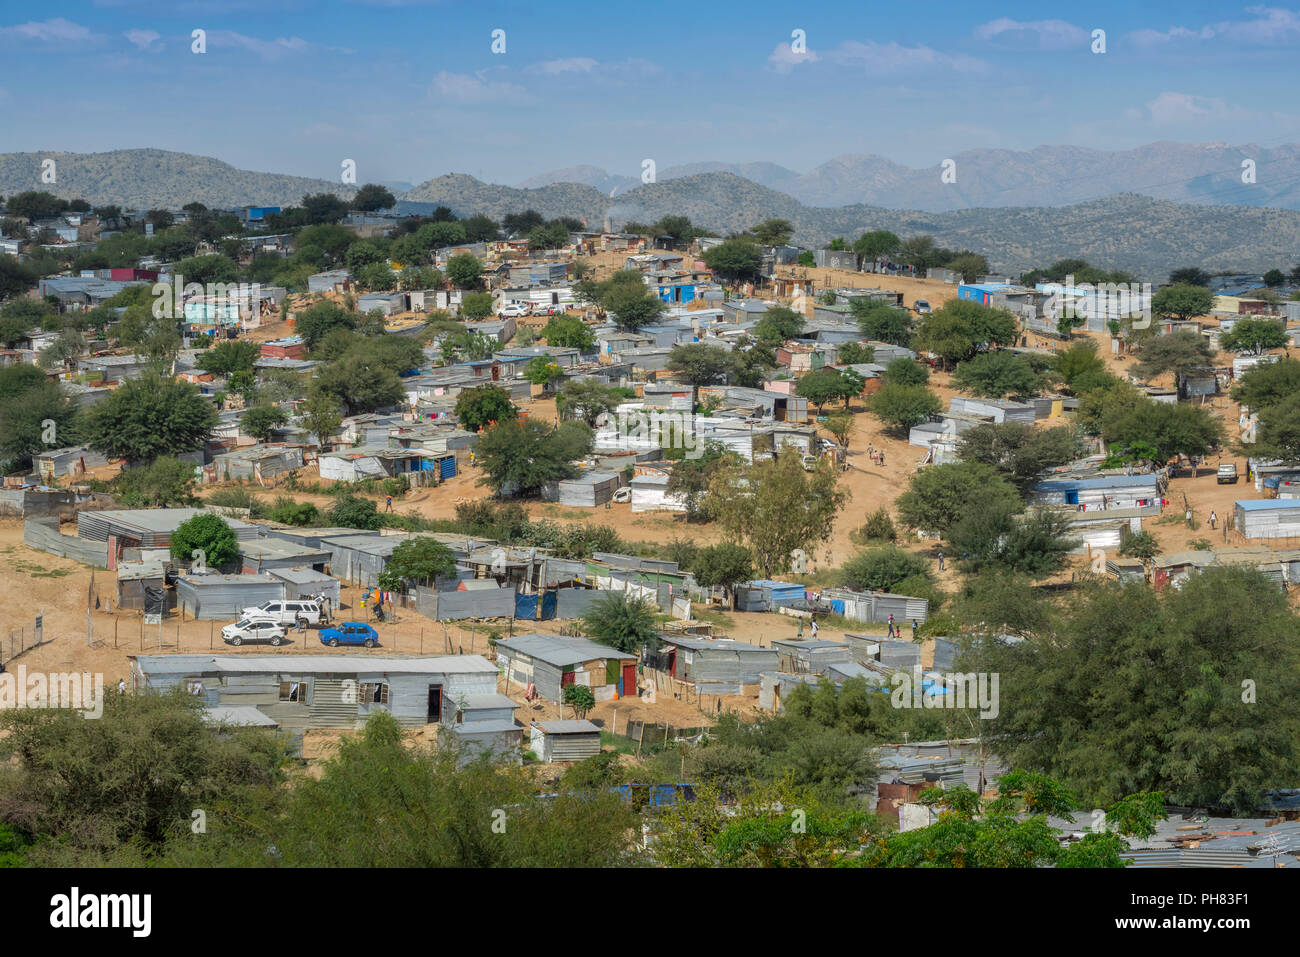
[87,373,217,462]
[1219,317,1288,355]
[454,384,516,432]
[705,451,848,578]
[377,538,457,591]
[582,592,659,654]
[690,543,755,609]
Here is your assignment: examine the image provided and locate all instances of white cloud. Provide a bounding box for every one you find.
[0,18,101,44]
[537,57,598,75]
[767,41,820,73]
[124,29,161,51]
[206,29,312,60]
[431,70,527,103]
[974,17,1089,50]
[1142,91,1233,124]
[831,40,988,75]
[1127,7,1300,48]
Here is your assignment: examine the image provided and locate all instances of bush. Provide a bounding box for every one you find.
[267,496,320,527]
[858,508,897,543]
[562,684,596,719]
[170,513,239,569]
[838,546,931,593]
[329,493,382,530]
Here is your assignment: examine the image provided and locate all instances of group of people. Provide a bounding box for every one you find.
[865,443,886,467]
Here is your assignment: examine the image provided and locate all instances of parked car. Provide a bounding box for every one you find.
[498,302,529,318]
[222,617,288,646]
[1217,463,1239,484]
[320,622,380,648]
[800,454,820,471]
[530,303,559,316]
[239,600,326,627]
[913,299,932,315]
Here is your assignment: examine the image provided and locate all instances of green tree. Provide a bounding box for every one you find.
[947,253,989,282]
[797,368,859,413]
[458,291,493,320]
[311,354,404,415]
[895,462,1021,536]
[915,300,1018,368]
[562,684,596,719]
[111,456,198,507]
[1151,283,1214,322]
[835,342,876,365]
[446,253,483,289]
[454,384,516,431]
[302,392,342,449]
[87,374,217,462]
[850,298,913,347]
[1218,317,1288,355]
[958,423,1083,494]
[197,339,260,377]
[953,351,1041,398]
[1135,329,1214,391]
[0,379,80,468]
[1255,392,1300,460]
[753,306,805,345]
[378,538,458,591]
[556,379,621,426]
[241,405,289,441]
[665,442,735,521]
[977,568,1300,812]
[705,452,848,578]
[866,382,941,435]
[296,301,356,347]
[351,184,396,212]
[667,343,734,385]
[524,357,564,387]
[949,505,1080,576]
[541,316,595,350]
[691,543,755,609]
[330,493,382,530]
[853,230,900,264]
[1230,357,1300,411]
[839,546,930,592]
[170,513,239,568]
[881,356,928,386]
[601,275,667,332]
[476,419,592,497]
[749,218,795,246]
[582,591,659,654]
[301,193,350,225]
[702,238,763,284]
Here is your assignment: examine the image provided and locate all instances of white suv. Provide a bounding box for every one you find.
[239,600,326,626]
[222,617,287,646]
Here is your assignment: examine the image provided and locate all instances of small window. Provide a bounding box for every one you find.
[358,682,388,704]
[279,681,304,703]
[185,679,204,696]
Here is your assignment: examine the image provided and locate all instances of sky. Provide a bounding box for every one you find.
[2,2,1299,187]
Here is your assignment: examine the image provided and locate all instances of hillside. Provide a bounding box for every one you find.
[0,148,356,209]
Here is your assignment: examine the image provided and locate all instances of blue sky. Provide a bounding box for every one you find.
[1,2,1298,187]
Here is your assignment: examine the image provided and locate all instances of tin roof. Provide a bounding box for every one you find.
[133,653,498,676]
[495,634,635,665]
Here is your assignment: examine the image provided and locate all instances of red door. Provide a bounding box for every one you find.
[561,670,575,688]
[622,663,637,697]
[667,650,677,678]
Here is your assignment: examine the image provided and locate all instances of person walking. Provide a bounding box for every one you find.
[385,495,393,513]
[937,551,945,571]
[879,450,885,467]
[797,616,804,638]
[1210,510,1217,530]
[911,619,918,640]
[809,617,819,638]
[887,613,895,638]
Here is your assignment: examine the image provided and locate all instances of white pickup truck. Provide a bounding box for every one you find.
[239,599,327,627]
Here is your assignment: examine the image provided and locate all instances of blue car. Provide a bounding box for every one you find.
[320,622,380,648]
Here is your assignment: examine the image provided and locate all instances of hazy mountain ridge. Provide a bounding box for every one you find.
[0,148,357,210]
[5,148,1300,277]
[517,142,1300,212]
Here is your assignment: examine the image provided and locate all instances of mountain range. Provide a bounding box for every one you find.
[5,147,1300,278]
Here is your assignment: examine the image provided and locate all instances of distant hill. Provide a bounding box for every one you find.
[0,148,355,209]
[509,142,1300,212]
[405,171,1300,278]
[7,148,1300,277]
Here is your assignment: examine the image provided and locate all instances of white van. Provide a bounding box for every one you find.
[239,599,326,626]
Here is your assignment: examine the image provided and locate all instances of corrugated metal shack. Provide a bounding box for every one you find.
[736,579,807,612]
[821,587,930,624]
[77,508,261,547]
[949,396,1036,424]
[1235,498,1300,540]
[116,561,171,612]
[238,537,332,573]
[650,636,777,694]
[1030,473,1162,510]
[771,638,852,675]
[175,572,286,619]
[131,653,504,731]
[267,566,341,605]
[496,634,638,703]
[548,470,623,507]
[530,720,602,763]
